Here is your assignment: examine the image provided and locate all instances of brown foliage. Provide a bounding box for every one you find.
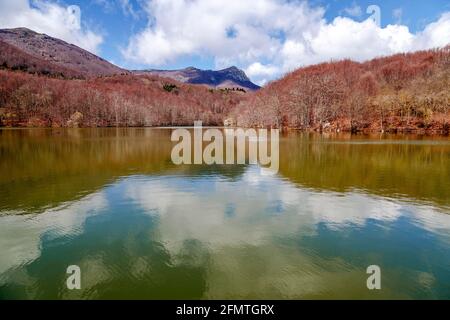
[0,40,83,79]
[0,71,242,127]
[0,46,449,133]
[237,46,450,133]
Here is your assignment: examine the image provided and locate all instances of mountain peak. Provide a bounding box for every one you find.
[0,27,126,78]
[1,27,36,34]
[135,66,260,91]
[184,66,199,71]
[223,66,239,71]
[2,27,32,33]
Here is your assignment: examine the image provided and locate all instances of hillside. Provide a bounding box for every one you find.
[0,28,127,78]
[0,71,243,127]
[134,66,260,91]
[236,46,450,134]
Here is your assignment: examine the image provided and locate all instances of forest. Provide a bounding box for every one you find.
[0,71,242,127]
[236,46,450,133]
[0,46,449,133]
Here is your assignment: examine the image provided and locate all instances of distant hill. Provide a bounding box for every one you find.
[0,27,127,78]
[133,66,260,91]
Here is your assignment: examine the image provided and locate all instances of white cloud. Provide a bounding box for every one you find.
[123,0,450,84]
[245,62,279,85]
[276,12,450,76]
[0,0,103,53]
[414,12,450,49]
[343,2,363,17]
[122,0,323,67]
[280,17,416,71]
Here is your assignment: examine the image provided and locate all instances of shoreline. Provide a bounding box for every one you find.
[1,125,449,137]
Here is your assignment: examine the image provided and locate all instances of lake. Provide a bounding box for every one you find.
[0,128,449,299]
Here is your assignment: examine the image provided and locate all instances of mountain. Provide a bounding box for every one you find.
[0,27,127,78]
[0,27,258,90]
[133,66,260,91]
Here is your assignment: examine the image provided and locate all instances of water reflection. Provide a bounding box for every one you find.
[1,129,449,214]
[0,128,176,213]
[0,129,449,299]
[1,167,449,299]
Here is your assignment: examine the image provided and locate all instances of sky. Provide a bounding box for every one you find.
[0,0,449,85]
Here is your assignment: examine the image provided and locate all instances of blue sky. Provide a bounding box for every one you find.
[70,0,450,69]
[0,0,449,84]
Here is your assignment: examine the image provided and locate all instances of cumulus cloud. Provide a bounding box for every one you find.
[122,0,450,85]
[245,62,280,85]
[279,17,414,70]
[122,0,324,66]
[278,12,450,74]
[414,12,450,49]
[0,0,103,53]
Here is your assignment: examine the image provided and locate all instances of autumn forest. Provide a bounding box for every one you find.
[0,45,449,134]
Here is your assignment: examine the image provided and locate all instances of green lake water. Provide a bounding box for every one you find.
[0,128,449,299]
